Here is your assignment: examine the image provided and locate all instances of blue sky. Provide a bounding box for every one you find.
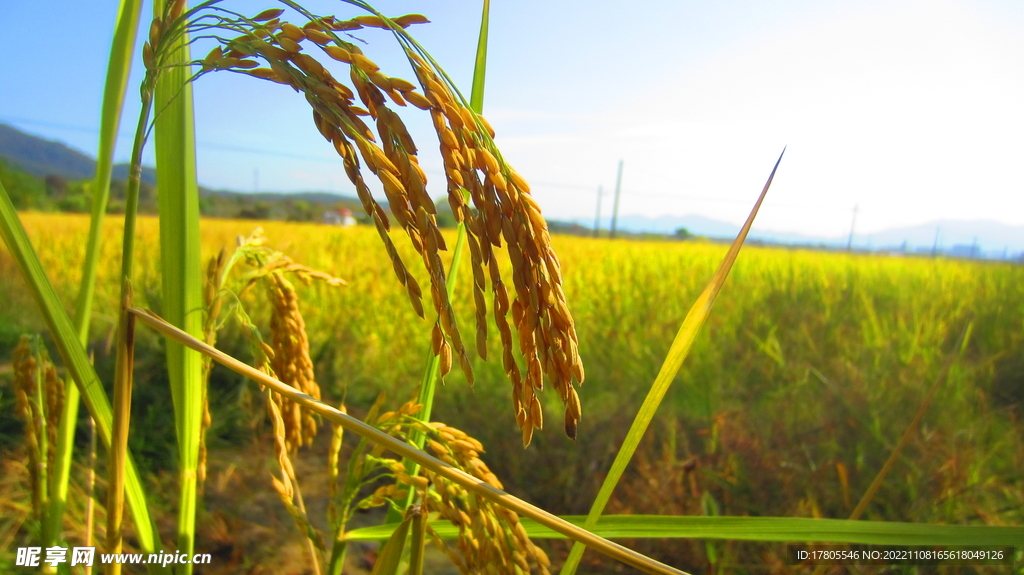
[3,0,1023,238]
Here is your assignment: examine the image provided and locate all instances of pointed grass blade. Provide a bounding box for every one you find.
[850,321,971,520]
[345,515,1022,546]
[0,182,167,574]
[561,148,786,574]
[75,0,144,342]
[129,307,690,575]
[470,0,490,113]
[371,513,412,575]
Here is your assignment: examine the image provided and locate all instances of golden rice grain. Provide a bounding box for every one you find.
[303,27,332,45]
[351,53,380,73]
[353,14,388,28]
[323,45,352,63]
[404,90,432,110]
[253,8,284,21]
[329,18,363,31]
[280,22,306,42]
[143,42,155,69]
[392,14,431,28]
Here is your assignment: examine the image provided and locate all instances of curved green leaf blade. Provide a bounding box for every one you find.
[151,2,204,571]
[371,513,412,575]
[0,181,167,573]
[47,0,145,551]
[346,516,1023,546]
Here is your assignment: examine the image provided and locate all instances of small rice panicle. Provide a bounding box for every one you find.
[11,336,65,513]
[267,272,321,451]
[375,415,551,574]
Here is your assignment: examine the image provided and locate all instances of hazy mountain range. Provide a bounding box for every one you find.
[591,214,1023,256]
[0,122,157,185]
[2,122,1020,257]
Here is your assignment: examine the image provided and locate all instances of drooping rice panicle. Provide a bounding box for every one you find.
[183,4,584,443]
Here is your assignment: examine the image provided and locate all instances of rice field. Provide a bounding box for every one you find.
[2,212,1022,571]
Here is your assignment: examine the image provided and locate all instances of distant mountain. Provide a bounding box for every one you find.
[0,123,96,180]
[203,189,358,205]
[607,214,743,238]
[857,220,1022,254]
[580,213,1024,257]
[0,122,159,185]
[0,122,363,220]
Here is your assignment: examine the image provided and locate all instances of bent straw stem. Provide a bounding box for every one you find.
[128,307,689,575]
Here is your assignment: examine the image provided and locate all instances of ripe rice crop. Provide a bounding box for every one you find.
[2,212,1022,570]
[2,1,1022,572]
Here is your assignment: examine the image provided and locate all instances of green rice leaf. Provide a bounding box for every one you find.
[132,308,685,575]
[346,515,1023,546]
[46,0,145,551]
[151,1,204,570]
[470,0,490,113]
[371,513,412,575]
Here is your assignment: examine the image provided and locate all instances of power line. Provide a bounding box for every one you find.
[3,114,850,214]
[0,115,341,164]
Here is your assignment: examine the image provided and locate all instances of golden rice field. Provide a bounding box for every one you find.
[2,212,1023,571]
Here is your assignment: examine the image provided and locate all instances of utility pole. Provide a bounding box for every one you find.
[932,226,940,257]
[846,204,858,251]
[609,160,624,239]
[593,185,603,238]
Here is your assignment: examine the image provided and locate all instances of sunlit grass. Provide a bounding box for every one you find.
[5,214,1022,567]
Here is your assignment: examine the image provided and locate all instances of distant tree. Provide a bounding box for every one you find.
[58,194,87,213]
[433,197,457,228]
[198,195,212,216]
[0,159,47,209]
[674,227,692,240]
[45,174,67,199]
[286,199,314,221]
[109,178,126,200]
[138,181,156,210]
[238,202,271,220]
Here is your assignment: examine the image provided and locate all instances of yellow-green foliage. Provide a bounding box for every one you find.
[3,213,1023,536]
